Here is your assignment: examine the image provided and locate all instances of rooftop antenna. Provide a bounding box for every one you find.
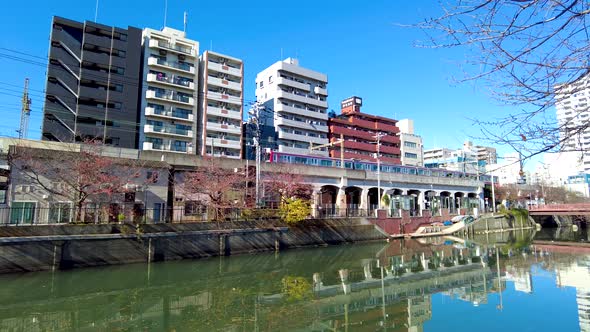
[94,0,99,22]
[183,11,187,32]
[163,0,168,27]
[18,78,31,139]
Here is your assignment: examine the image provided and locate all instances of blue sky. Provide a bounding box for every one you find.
[0,0,525,158]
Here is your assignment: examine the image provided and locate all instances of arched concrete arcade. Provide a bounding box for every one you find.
[313,184,481,218]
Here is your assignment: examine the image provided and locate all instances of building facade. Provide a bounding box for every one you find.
[424,141,496,174]
[199,51,243,159]
[139,27,199,154]
[42,16,142,148]
[555,73,590,173]
[255,58,329,156]
[328,97,401,164]
[397,119,423,167]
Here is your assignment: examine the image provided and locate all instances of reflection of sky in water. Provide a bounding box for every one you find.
[0,238,588,331]
[428,266,581,332]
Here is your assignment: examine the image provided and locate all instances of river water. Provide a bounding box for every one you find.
[0,231,588,331]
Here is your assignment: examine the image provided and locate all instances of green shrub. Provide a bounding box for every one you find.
[279,198,311,225]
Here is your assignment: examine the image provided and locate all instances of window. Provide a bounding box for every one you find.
[404,141,418,148]
[10,202,36,225]
[259,81,264,88]
[185,201,205,215]
[49,202,72,223]
[405,152,418,159]
[0,190,6,204]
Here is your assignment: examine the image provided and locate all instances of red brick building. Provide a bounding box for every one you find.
[328,97,401,164]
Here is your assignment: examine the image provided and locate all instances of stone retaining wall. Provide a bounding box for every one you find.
[0,221,385,274]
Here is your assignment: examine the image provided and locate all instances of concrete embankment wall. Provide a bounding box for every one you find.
[465,215,534,235]
[0,220,386,274]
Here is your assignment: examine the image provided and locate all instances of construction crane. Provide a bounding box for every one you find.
[310,133,345,168]
[17,78,31,139]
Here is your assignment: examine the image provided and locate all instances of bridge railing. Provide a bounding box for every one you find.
[529,203,590,211]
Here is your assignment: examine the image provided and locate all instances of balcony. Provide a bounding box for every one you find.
[330,126,375,141]
[277,77,311,92]
[205,137,241,150]
[342,140,377,152]
[348,117,377,130]
[147,73,194,90]
[207,76,242,92]
[146,90,194,106]
[144,124,193,138]
[205,91,242,106]
[206,121,242,135]
[143,141,193,154]
[278,131,328,145]
[375,122,399,134]
[149,39,196,57]
[145,106,194,122]
[148,57,195,74]
[276,117,328,133]
[207,61,242,77]
[275,103,328,120]
[206,105,242,120]
[276,89,328,109]
[314,86,328,96]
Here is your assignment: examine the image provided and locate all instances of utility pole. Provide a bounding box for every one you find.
[18,78,31,139]
[309,133,344,167]
[249,102,263,207]
[374,132,387,207]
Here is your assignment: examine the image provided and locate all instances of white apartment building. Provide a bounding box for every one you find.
[139,27,199,154]
[199,51,243,159]
[424,141,497,174]
[397,119,423,166]
[555,73,590,173]
[486,152,522,185]
[255,58,329,156]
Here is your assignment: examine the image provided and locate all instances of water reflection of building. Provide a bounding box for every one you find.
[505,265,533,293]
[0,239,513,332]
[408,296,432,332]
[286,240,501,331]
[555,256,590,332]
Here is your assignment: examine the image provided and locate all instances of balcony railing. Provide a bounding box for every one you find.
[147,73,194,89]
[145,106,194,122]
[148,57,195,74]
[144,124,193,137]
[150,39,194,56]
[143,141,193,154]
[146,90,194,105]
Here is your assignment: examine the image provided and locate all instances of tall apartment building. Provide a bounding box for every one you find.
[328,97,401,164]
[42,16,142,148]
[139,27,199,154]
[255,58,329,156]
[397,119,423,166]
[555,73,590,173]
[199,51,243,158]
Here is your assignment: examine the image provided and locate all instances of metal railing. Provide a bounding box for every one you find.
[0,204,380,226]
